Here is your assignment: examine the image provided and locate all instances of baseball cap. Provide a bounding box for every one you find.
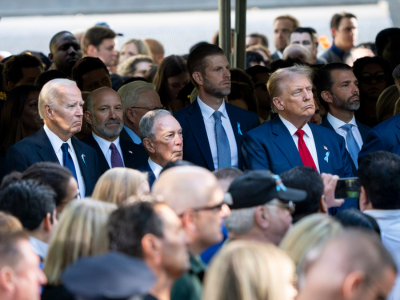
[95,22,123,36]
[226,170,307,210]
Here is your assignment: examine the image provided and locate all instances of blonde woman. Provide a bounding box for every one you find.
[119,39,151,65]
[280,214,343,273]
[203,240,298,300]
[117,55,153,77]
[92,168,149,206]
[42,198,117,300]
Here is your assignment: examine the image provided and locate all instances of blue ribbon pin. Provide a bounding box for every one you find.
[237,122,243,135]
[81,154,87,167]
[324,151,330,163]
[272,174,287,192]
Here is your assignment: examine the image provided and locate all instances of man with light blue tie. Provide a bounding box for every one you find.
[174,44,258,171]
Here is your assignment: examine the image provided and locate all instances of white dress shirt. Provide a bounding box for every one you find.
[148,157,163,179]
[92,132,124,168]
[43,125,85,198]
[276,51,283,59]
[123,125,142,145]
[364,210,400,300]
[29,236,48,260]
[197,97,238,170]
[279,115,320,173]
[327,113,363,150]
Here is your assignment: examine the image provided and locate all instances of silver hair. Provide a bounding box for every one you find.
[139,109,171,141]
[117,81,155,113]
[38,78,78,119]
[224,207,257,235]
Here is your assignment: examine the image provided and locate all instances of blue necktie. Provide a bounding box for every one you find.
[61,143,78,180]
[341,124,360,169]
[213,111,231,169]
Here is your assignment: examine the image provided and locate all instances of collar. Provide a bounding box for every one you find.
[331,43,345,58]
[123,125,142,144]
[197,96,227,121]
[92,132,120,154]
[43,124,73,152]
[327,113,357,130]
[364,209,400,218]
[278,114,312,138]
[276,51,283,59]
[29,236,48,259]
[189,252,206,275]
[148,157,163,179]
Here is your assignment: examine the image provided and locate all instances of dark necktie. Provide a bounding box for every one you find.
[213,111,231,169]
[295,129,317,171]
[110,143,124,168]
[61,143,77,180]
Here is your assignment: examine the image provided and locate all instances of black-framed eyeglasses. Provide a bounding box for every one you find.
[360,72,387,84]
[267,200,296,214]
[130,106,166,111]
[255,83,268,91]
[179,201,225,217]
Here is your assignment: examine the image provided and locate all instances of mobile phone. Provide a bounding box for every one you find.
[334,177,360,199]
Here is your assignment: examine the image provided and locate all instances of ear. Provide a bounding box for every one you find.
[359,186,370,211]
[142,138,155,154]
[87,45,98,57]
[272,96,285,111]
[48,53,54,62]
[181,210,197,236]
[320,91,333,104]
[319,195,328,214]
[192,72,204,87]
[0,267,16,293]
[7,81,15,91]
[45,104,54,120]
[84,111,93,126]
[254,206,269,229]
[342,271,365,300]
[141,233,162,262]
[125,107,136,123]
[331,28,337,39]
[43,212,52,233]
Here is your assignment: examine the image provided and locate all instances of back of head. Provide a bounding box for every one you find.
[330,12,357,30]
[72,57,109,90]
[335,208,381,236]
[82,26,116,56]
[43,198,116,285]
[160,160,195,174]
[3,53,43,86]
[203,240,295,300]
[376,85,399,123]
[375,27,400,57]
[246,51,265,69]
[0,180,56,231]
[280,166,324,222]
[282,44,311,64]
[358,151,400,209]
[145,39,165,57]
[35,70,68,90]
[118,80,155,111]
[245,65,271,83]
[0,212,23,233]
[0,231,29,270]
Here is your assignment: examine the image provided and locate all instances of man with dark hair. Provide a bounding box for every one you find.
[290,27,325,64]
[271,15,300,61]
[246,33,268,48]
[0,180,57,260]
[174,43,258,171]
[3,53,43,90]
[72,57,112,92]
[376,27,400,71]
[358,151,400,299]
[34,70,68,90]
[320,12,358,63]
[0,231,47,300]
[48,31,82,78]
[213,167,243,192]
[317,63,370,174]
[108,199,190,300]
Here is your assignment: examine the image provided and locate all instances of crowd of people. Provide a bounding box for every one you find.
[0,10,399,300]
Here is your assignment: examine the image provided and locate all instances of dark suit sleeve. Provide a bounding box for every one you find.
[358,129,385,163]
[241,133,270,170]
[1,146,29,178]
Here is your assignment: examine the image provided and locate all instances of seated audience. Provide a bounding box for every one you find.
[145,38,165,65]
[246,44,271,67]
[335,208,381,235]
[118,38,151,65]
[375,27,400,71]
[72,57,112,92]
[0,212,23,233]
[34,70,68,89]
[3,53,44,90]
[42,198,116,300]
[117,55,153,78]
[224,170,306,245]
[0,85,42,157]
[108,198,190,300]
[246,51,266,69]
[280,214,343,273]
[203,240,298,300]
[92,168,149,205]
[0,180,57,260]
[246,32,269,48]
[138,110,183,187]
[118,80,163,145]
[283,44,312,64]
[376,85,399,123]
[82,87,148,174]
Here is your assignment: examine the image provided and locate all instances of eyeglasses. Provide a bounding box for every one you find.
[255,83,268,91]
[267,201,296,214]
[130,106,166,111]
[192,201,226,213]
[360,72,387,84]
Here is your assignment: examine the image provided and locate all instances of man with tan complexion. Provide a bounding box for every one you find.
[271,15,299,60]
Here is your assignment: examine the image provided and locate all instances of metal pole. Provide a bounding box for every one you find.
[234,0,247,69]
[219,0,231,65]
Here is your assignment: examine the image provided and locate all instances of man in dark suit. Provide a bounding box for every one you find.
[317,63,370,175]
[242,65,353,179]
[81,87,148,175]
[1,79,101,197]
[174,43,258,172]
[139,109,183,188]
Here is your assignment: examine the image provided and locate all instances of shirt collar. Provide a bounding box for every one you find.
[29,236,48,259]
[43,124,73,152]
[327,113,357,130]
[148,157,163,179]
[197,96,227,120]
[123,125,142,144]
[278,114,312,137]
[92,132,120,154]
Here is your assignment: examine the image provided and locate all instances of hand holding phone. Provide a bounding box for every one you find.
[334,177,361,199]
[321,173,345,208]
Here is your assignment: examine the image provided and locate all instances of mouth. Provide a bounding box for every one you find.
[303,105,314,110]
[350,96,360,101]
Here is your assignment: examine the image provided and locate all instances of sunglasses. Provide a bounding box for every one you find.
[360,72,387,84]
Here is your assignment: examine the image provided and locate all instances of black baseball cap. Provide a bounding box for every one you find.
[226,170,307,210]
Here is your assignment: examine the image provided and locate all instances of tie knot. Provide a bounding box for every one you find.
[341,123,352,132]
[110,143,117,150]
[295,129,305,138]
[61,143,69,153]
[213,111,223,121]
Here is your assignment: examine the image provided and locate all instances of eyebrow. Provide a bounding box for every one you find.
[340,80,352,85]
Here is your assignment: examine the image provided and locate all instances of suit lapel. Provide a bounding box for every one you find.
[34,128,59,163]
[186,101,214,170]
[271,118,303,167]
[309,124,336,174]
[225,104,242,165]
[396,117,400,145]
[71,137,91,184]
[86,135,110,173]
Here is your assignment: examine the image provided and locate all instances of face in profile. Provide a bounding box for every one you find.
[96,38,118,68]
[334,17,358,51]
[329,70,360,111]
[21,90,43,134]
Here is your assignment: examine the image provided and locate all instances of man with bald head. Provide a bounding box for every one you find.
[1,79,101,197]
[298,230,397,300]
[81,87,148,174]
[283,44,312,64]
[153,166,231,300]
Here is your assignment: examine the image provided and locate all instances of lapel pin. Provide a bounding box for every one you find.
[324,146,328,151]
[129,151,133,154]
[237,122,243,135]
[324,151,330,163]
[81,154,87,167]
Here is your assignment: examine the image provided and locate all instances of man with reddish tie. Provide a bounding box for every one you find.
[242,65,353,179]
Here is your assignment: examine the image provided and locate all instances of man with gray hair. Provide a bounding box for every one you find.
[138,109,183,187]
[118,81,164,145]
[242,65,353,181]
[81,87,148,174]
[1,79,101,197]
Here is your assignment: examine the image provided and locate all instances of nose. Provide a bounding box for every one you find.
[220,203,231,218]
[38,268,48,285]
[109,108,117,119]
[76,105,83,116]
[224,68,231,79]
[175,133,183,145]
[68,46,76,54]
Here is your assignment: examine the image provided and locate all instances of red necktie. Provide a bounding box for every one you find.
[295,129,317,171]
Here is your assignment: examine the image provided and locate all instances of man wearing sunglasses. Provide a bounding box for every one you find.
[224,170,306,246]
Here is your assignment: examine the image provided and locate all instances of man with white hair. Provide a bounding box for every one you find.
[118,81,164,145]
[1,79,101,197]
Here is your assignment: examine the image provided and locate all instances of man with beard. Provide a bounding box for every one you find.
[317,63,370,175]
[82,87,148,175]
[174,44,258,171]
[48,31,82,78]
